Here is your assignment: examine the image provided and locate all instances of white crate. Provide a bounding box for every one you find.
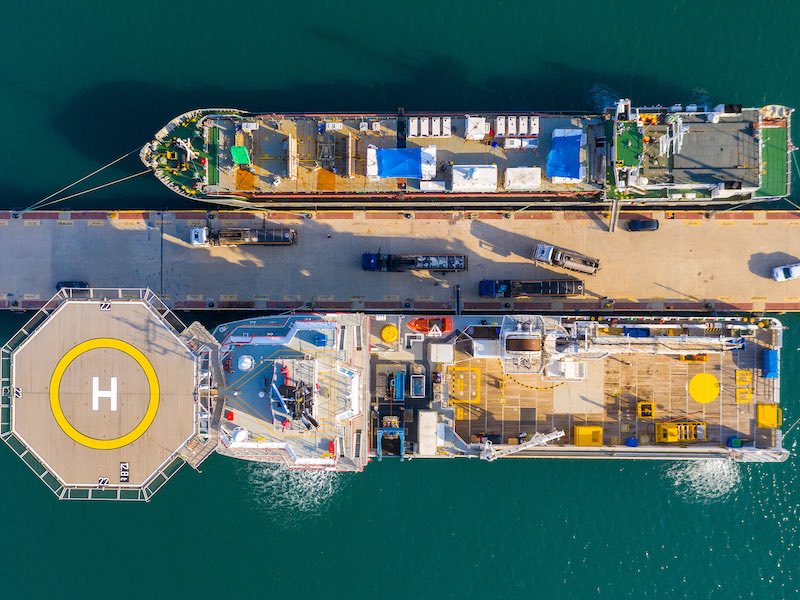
[495,116,506,137]
[408,117,419,137]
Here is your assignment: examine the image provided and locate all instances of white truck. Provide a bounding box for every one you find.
[533,243,600,275]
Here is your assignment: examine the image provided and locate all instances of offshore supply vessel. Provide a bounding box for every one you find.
[140,100,793,206]
[0,96,793,501]
[0,289,786,501]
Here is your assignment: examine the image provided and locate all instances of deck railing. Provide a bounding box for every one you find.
[1,289,200,501]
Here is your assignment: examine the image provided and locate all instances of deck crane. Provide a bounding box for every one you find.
[479,430,565,462]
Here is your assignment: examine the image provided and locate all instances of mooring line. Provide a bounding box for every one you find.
[29,170,150,209]
[21,146,144,214]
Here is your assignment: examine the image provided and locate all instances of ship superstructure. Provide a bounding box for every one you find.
[213,313,370,471]
[140,100,792,206]
[609,100,792,201]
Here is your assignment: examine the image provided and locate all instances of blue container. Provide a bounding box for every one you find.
[762,349,779,379]
[726,435,743,448]
[622,327,650,338]
[312,333,327,347]
[393,371,406,401]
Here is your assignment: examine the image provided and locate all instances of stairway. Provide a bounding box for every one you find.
[179,321,225,470]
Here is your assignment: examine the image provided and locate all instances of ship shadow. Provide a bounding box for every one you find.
[48,59,700,181]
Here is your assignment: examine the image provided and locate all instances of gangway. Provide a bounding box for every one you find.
[609,195,622,232]
[479,429,565,461]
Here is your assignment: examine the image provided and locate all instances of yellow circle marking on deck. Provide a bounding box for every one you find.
[688,373,720,404]
[380,324,399,344]
[49,338,160,450]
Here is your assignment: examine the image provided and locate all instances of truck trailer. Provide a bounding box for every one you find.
[191,227,298,246]
[362,253,468,272]
[479,279,584,298]
[533,243,599,275]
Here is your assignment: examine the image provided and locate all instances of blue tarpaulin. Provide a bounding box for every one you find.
[763,349,779,379]
[545,132,581,180]
[376,148,423,179]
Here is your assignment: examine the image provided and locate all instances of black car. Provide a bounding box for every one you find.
[55,280,89,291]
[627,218,659,232]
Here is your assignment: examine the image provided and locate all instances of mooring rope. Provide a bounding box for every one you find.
[20,146,144,214]
[29,170,151,209]
[784,415,800,438]
[786,152,800,212]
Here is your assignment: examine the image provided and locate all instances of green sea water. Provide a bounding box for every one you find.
[3,1,800,598]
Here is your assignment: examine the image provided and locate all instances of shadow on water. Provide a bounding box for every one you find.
[4,180,180,213]
[51,62,698,165]
[33,54,701,212]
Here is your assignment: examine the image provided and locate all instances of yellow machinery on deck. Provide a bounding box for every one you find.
[574,425,603,447]
[756,404,782,429]
[655,421,707,443]
[637,401,655,419]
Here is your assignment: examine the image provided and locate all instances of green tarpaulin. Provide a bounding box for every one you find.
[230,145,251,165]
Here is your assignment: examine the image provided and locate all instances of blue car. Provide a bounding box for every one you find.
[627,219,660,232]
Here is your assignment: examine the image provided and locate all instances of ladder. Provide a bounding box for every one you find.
[479,430,565,462]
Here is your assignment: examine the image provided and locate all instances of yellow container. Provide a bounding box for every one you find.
[756,404,782,429]
[735,369,753,386]
[679,354,709,363]
[574,425,603,447]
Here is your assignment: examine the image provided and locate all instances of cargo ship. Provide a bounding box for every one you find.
[1,289,786,501]
[140,100,793,206]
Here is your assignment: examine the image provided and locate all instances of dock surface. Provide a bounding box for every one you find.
[3,210,800,313]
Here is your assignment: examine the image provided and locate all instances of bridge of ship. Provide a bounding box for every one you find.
[214,314,368,470]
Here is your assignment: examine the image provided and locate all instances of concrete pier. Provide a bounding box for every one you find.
[2,209,800,313]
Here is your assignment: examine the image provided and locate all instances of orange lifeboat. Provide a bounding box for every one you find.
[407,317,453,335]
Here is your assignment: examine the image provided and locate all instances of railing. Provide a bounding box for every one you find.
[1,288,199,501]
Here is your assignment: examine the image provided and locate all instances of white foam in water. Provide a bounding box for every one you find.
[244,462,345,518]
[664,459,741,503]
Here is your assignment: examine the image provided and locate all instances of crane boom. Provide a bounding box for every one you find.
[479,430,565,461]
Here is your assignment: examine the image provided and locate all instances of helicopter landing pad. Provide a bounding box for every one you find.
[11,299,197,488]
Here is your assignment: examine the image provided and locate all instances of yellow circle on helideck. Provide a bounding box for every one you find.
[49,338,160,450]
[688,373,720,404]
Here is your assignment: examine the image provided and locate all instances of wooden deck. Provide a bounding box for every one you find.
[452,333,777,448]
[210,114,601,195]
[11,301,197,487]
